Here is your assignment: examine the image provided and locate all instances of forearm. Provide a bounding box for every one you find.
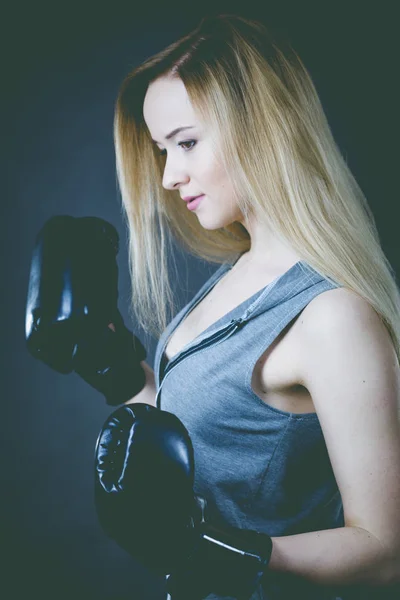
[268,526,399,589]
[105,323,156,407]
[124,361,157,407]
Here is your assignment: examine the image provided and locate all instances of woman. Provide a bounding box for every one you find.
[115,14,400,599]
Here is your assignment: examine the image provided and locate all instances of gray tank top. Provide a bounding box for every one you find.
[154,259,346,600]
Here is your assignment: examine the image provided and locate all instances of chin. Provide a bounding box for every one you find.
[197,209,236,230]
[198,218,234,231]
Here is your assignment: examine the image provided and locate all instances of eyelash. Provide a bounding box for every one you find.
[158,140,196,156]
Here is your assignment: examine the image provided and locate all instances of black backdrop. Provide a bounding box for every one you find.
[2,1,398,597]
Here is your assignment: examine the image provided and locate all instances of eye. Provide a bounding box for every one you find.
[158,140,197,156]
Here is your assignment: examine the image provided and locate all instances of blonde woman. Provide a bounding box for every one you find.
[99,13,400,600]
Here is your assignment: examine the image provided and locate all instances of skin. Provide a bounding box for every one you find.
[142,75,301,272]
[142,76,400,584]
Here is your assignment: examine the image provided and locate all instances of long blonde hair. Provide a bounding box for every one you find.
[114,13,400,372]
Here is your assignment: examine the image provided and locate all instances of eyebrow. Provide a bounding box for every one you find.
[151,126,195,144]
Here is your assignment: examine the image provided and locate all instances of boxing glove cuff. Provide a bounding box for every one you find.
[166,514,273,600]
[72,324,147,405]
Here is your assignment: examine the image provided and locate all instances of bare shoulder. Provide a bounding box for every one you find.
[299,286,381,333]
[295,286,398,386]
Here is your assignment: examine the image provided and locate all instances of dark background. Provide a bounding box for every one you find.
[2,0,398,597]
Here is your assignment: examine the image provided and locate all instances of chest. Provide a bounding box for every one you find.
[164,269,316,414]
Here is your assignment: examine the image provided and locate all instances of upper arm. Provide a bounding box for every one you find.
[299,288,400,558]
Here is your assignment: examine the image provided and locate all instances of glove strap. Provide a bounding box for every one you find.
[195,522,272,598]
[167,495,273,600]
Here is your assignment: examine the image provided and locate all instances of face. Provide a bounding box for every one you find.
[143,76,244,229]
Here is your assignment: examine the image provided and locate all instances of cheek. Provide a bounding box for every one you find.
[198,150,233,195]
[203,161,226,187]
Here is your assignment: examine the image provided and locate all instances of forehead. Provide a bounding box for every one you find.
[143,76,197,131]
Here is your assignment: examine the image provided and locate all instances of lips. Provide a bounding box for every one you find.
[182,195,202,203]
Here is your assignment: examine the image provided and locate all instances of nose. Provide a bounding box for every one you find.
[162,157,190,192]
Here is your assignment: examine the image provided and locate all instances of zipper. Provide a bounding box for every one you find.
[156,317,244,408]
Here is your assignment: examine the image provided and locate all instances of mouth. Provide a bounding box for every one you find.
[186,195,205,210]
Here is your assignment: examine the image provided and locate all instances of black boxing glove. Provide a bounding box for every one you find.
[25,215,147,405]
[94,403,199,576]
[94,403,273,599]
[71,308,147,406]
[166,517,273,600]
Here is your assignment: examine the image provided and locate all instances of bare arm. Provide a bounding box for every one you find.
[124,360,157,407]
[270,289,400,589]
[107,322,157,407]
